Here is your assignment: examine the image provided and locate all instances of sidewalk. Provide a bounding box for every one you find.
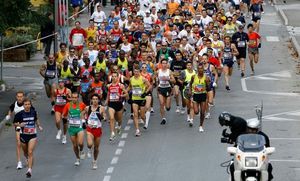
[275,0,300,59]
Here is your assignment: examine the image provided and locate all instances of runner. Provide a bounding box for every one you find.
[222,36,239,91]
[84,94,105,169]
[180,61,196,126]
[250,0,262,32]
[70,59,81,93]
[69,21,87,58]
[128,68,152,136]
[39,54,58,114]
[55,43,68,67]
[5,91,25,169]
[13,98,43,178]
[189,63,210,132]
[58,59,73,90]
[156,59,175,125]
[62,92,86,166]
[52,79,72,144]
[105,72,128,141]
[247,23,261,76]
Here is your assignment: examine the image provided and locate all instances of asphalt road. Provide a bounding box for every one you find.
[0,3,300,181]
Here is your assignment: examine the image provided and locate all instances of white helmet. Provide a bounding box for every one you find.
[247,118,260,129]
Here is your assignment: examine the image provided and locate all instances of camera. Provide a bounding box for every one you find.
[220,129,231,143]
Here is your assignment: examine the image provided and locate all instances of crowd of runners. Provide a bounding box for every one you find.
[5,0,269,177]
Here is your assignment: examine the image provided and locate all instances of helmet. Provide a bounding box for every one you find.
[219,112,232,126]
[247,118,260,129]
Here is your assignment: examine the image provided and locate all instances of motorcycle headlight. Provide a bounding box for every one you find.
[245,157,258,167]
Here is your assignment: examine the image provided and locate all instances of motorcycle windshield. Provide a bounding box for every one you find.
[237,134,266,152]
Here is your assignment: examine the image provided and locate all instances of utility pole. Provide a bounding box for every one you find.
[0,33,3,82]
[54,0,59,53]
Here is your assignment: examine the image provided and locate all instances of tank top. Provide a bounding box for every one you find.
[120,43,132,53]
[14,101,24,114]
[184,69,196,90]
[117,58,128,71]
[80,66,93,78]
[141,72,151,82]
[91,81,103,95]
[108,83,122,102]
[68,103,82,127]
[45,61,57,79]
[87,106,102,128]
[55,88,67,106]
[98,44,108,51]
[97,30,107,40]
[56,51,67,66]
[223,44,233,61]
[71,68,81,86]
[60,67,72,79]
[95,60,107,73]
[158,69,171,88]
[192,75,207,94]
[86,27,97,41]
[130,76,145,101]
[204,64,215,83]
[111,28,122,42]
[19,109,37,135]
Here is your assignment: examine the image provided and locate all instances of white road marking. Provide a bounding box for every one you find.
[115,148,123,155]
[270,138,300,140]
[267,71,291,78]
[118,140,126,147]
[270,159,300,163]
[266,36,280,42]
[103,175,111,181]
[248,76,280,80]
[111,157,119,164]
[124,125,130,131]
[286,112,300,116]
[263,116,297,121]
[106,167,114,174]
[121,133,128,139]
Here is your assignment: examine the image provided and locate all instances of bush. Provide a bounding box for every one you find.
[3,34,36,55]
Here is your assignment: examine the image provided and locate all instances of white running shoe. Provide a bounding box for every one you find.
[87,149,92,158]
[16,161,23,170]
[74,159,80,166]
[180,108,185,115]
[150,107,154,113]
[92,160,98,170]
[135,129,141,137]
[109,132,116,142]
[189,120,193,127]
[175,107,180,113]
[80,151,85,160]
[199,126,204,132]
[62,135,67,144]
[56,130,62,140]
[205,112,211,119]
[115,125,121,135]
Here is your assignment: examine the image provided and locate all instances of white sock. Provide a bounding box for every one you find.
[187,115,190,120]
[145,111,150,126]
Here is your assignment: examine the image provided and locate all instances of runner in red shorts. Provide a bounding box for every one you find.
[84,94,105,169]
[52,79,71,144]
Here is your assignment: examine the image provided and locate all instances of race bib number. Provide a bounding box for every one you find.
[223,52,232,59]
[237,41,246,48]
[113,35,120,42]
[88,113,101,128]
[109,92,120,101]
[226,29,235,35]
[194,84,204,93]
[23,127,36,134]
[207,9,214,15]
[249,40,257,47]
[69,118,81,127]
[56,96,66,105]
[45,70,56,78]
[132,87,142,96]
[254,12,261,18]
[72,34,84,46]
[95,88,102,95]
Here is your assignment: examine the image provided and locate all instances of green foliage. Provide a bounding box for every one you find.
[3,34,36,54]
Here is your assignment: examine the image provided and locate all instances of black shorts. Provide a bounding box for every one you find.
[223,59,234,68]
[158,87,172,97]
[252,16,261,22]
[236,48,247,59]
[20,134,37,144]
[132,100,146,107]
[193,93,207,103]
[108,101,123,112]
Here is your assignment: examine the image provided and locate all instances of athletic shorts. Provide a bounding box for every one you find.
[248,47,259,54]
[68,126,83,136]
[252,16,261,22]
[242,0,250,6]
[54,105,65,114]
[132,100,146,107]
[108,101,123,112]
[158,87,172,97]
[223,59,234,68]
[192,93,207,103]
[44,78,57,87]
[87,127,102,138]
[20,134,37,144]
[237,48,247,59]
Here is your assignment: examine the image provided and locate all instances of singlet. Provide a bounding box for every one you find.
[141,72,151,82]
[158,69,171,88]
[86,27,97,41]
[224,24,236,37]
[184,69,196,90]
[212,40,223,53]
[95,60,107,73]
[117,58,128,71]
[14,101,24,114]
[108,83,122,102]
[223,44,233,61]
[87,106,102,128]
[130,76,145,101]
[80,80,91,93]
[111,28,122,42]
[60,67,72,79]
[91,81,103,95]
[97,30,107,40]
[192,75,207,94]
[80,66,93,78]
[68,103,82,127]
[56,51,67,66]
[45,61,57,79]
[72,67,81,86]
[55,88,67,106]
[120,43,132,53]
[16,109,37,135]
[204,64,215,84]
[98,44,108,51]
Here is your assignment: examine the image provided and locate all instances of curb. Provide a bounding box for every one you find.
[290,35,300,57]
[274,0,289,26]
[0,119,10,135]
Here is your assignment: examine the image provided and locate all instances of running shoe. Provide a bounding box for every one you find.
[87,149,92,158]
[143,122,148,130]
[199,126,204,132]
[150,107,154,113]
[241,72,245,77]
[226,86,230,91]
[61,135,67,144]
[80,151,85,160]
[92,160,98,170]
[17,161,22,170]
[109,132,116,142]
[135,129,141,137]
[74,159,80,166]
[175,107,180,113]
[26,170,32,178]
[56,130,62,140]
[130,113,134,119]
[160,118,167,125]
[205,112,211,119]
[115,126,121,135]
[189,119,193,127]
[180,108,185,115]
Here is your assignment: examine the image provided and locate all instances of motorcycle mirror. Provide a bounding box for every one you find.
[227,147,237,154]
[265,147,275,155]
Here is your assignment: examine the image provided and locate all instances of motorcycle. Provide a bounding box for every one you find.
[227,134,275,181]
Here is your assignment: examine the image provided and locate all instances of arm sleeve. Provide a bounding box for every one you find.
[9,103,15,112]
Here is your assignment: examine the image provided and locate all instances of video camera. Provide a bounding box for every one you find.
[220,128,232,144]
